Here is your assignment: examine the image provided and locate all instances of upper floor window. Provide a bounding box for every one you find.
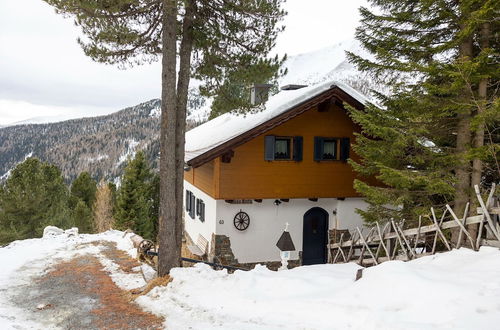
[314,137,350,162]
[275,137,291,159]
[264,136,303,161]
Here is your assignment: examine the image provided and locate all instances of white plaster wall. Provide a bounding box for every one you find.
[335,198,369,231]
[214,198,368,264]
[183,181,217,251]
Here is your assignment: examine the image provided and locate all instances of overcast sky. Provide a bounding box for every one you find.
[0,0,367,125]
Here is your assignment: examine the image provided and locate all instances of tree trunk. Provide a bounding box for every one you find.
[174,0,195,256]
[158,0,180,277]
[471,22,490,190]
[452,32,473,245]
[468,22,490,244]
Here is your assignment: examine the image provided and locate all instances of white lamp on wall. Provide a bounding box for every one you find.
[276,222,296,271]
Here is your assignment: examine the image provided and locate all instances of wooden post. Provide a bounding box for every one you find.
[431,208,451,252]
[446,204,475,250]
[475,185,500,241]
[357,227,378,265]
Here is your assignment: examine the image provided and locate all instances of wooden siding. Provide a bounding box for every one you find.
[216,103,365,199]
[184,159,216,197]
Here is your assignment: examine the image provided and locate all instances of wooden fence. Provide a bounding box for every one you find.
[329,184,500,266]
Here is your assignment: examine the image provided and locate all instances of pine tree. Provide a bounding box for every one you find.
[72,200,94,234]
[347,0,499,226]
[70,172,97,209]
[68,171,97,233]
[93,180,116,233]
[115,151,155,240]
[44,0,287,275]
[0,158,70,244]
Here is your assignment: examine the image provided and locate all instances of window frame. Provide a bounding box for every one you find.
[321,138,338,160]
[314,137,350,162]
[274,136,292,160]
[264,135,303,162]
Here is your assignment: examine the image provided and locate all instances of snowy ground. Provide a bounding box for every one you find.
[1,230,500,329]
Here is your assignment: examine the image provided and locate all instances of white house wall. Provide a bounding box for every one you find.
[183,181,217,251]
[215,198,368,264]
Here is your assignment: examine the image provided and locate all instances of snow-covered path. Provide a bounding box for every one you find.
[0,231,159,329]
[1,231,500,329]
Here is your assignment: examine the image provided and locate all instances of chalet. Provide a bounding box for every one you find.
[183,80,372,269]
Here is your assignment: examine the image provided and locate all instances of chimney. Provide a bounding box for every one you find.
[250,83,273,105]
[280,84,308,91]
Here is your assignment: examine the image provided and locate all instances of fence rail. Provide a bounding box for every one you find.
[329,184,500,266]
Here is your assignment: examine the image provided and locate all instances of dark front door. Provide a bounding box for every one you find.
[302,207,329,265]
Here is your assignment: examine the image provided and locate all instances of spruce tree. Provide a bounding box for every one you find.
[72,200,94,234]
[0,158,70,244]
[347,0,499,227]
[70,172,97,209]
[115,151,155,240]
[43,0,287,275]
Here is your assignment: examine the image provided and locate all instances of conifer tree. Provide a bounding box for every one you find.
[347,0,499,228]
[72,199,94,233]
[68,171,97,233]
[70,172,97,209]
[0,158,70,244]
[44,0,287,275]
[115,151,155,240]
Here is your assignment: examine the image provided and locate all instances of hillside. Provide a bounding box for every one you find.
[0,100,164,182]
[0,39,377,182]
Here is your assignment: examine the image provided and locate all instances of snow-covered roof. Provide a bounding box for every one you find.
[185,80,370,164]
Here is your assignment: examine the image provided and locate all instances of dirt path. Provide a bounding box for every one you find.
[8,241,164,329]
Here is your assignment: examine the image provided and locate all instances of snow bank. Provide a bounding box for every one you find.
[137,247,500,330]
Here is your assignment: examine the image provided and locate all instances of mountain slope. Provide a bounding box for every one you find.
[0,100,162,182]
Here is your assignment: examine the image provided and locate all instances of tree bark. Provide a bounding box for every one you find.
[471,22,490,190]
[468,22,490,244]
[452,30,473,245]
[174,0,195,256]
[158,0,179,276]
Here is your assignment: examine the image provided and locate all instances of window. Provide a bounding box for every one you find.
[275,137,291,159]
[322,139,337,159]
[264,136,303,161]
[196,198,205,222]
[314,137,350,162]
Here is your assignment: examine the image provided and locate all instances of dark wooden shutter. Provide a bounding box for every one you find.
[196,199,200,216]
[314,137,323,161]
[340,138,350,162]
[189,193,195,219]
[199,201,205,222]
[185,191,190,212]
[264,136,275,161]
[293,136,303,161]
